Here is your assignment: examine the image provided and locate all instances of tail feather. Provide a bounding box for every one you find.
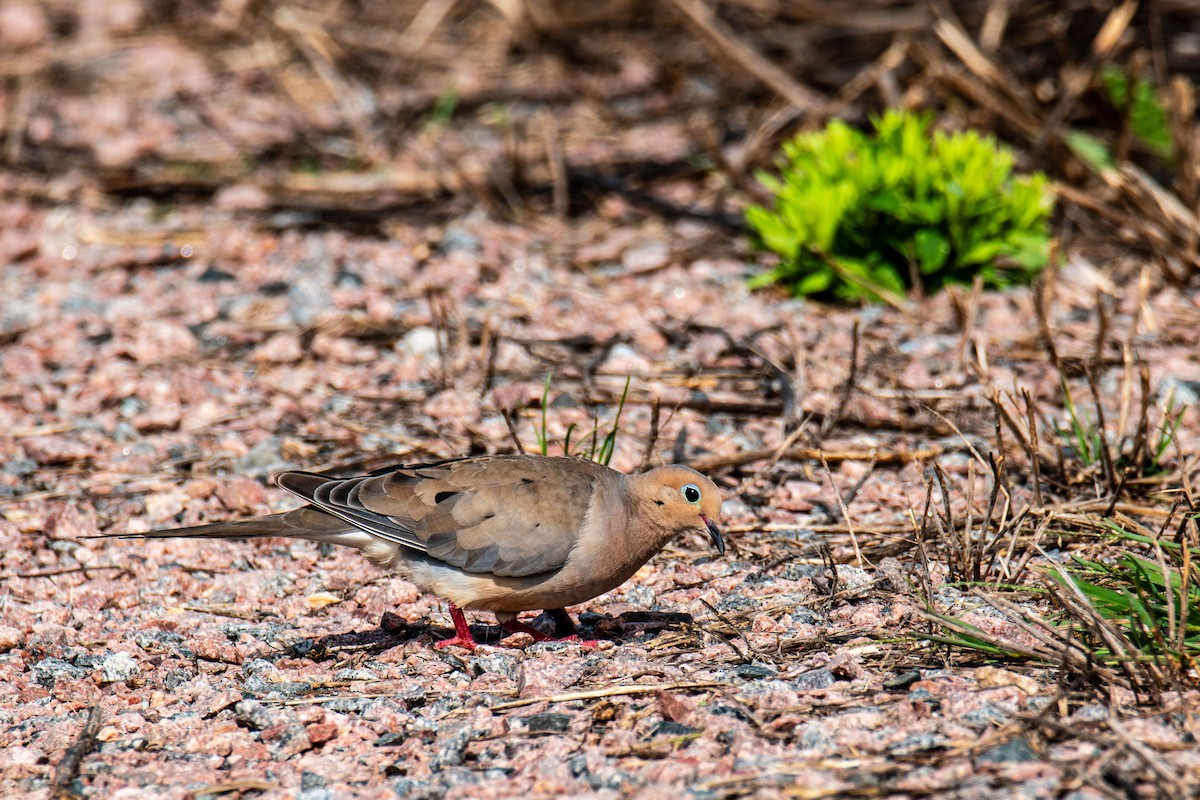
[106,513,298,540]
[275,471,329,502]
[99,506,376,550]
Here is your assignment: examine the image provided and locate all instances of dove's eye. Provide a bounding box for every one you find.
[681,484,702,504]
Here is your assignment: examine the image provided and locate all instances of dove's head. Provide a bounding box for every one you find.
[637,465,724,555]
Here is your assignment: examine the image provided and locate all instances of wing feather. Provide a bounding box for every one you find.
[274,455,612,577]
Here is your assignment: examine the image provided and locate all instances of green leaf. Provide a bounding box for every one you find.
[962,239,1003,266]
[794,266,834,296]
[1064,129,1115,172]
[1102,65,1174,161]
[914,229,950,274]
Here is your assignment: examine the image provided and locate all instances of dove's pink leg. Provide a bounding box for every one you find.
[435,603,477,650]
[500,615,598,647]
[499,618,556,642]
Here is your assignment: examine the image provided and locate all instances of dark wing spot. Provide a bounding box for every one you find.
[483,513,495,520]
[434,491,460,505]
[521,477,534,485]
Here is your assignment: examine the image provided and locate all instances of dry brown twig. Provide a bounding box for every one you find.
[668,0,826,113]
[52,706,102,800]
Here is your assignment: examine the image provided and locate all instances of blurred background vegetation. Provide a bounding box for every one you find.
[1,0,1198,293]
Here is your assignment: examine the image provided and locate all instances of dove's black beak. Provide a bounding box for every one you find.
[702,515,725,556]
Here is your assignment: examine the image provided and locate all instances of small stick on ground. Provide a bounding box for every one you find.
[820,454,867,567]
[820,320,860,437]
[426,288,452,390]
[637,398,661,472]
[905,474,937,629]
[1022,389,1044,507]
[978,451,1007,579]
[479,322,500,397]
[832,455,878,519]
[1085,366,1117,494]
[687,445,940,473]
[699,597,763,662]
[500,407,526,455]
[52,705,102,800]
[669,0,825,113]
[10,565,129,580]
[818,543,840,599]
[486,681,726,713]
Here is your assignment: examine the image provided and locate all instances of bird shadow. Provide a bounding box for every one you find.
[297,610,695,659]
[582,610,695,640]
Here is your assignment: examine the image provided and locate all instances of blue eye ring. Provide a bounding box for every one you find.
[681,484,702,504]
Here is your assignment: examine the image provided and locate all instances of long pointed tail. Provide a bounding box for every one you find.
[106,514,296,539]
[99,506,374,549]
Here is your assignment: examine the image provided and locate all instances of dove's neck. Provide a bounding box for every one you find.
[620,473,679,562]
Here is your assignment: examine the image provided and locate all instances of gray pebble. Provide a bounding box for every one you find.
[234,699,274,731]
[99,652,140,683]
[31,658,87,688]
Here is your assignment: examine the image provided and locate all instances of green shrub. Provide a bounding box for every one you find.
[746,110,1055,303]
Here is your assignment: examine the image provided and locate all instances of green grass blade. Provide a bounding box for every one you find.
[595,376,631,466]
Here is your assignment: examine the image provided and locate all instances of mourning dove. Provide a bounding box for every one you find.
[110,455,724,649]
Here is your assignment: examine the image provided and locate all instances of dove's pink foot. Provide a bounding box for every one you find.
[434,603,478,650]
[500,616,599,648]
